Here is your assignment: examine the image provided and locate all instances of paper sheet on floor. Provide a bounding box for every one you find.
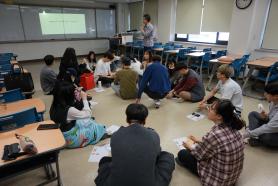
[173,137,197,150]
[106,125,120,135]
[186,112,205,121]
[88,144,111,163]
[94,87,105,93]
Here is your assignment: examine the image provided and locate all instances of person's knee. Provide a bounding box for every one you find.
[248,111,259,119]
[177,149,188,161]
[178,91,191,100]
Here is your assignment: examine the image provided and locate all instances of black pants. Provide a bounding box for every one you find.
[95,151,175,186]
[248,111,278,147]
[144,86,168,100]
[98,76,114,85]
[177,149,198,176]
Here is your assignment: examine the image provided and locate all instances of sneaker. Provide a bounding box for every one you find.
[154,100,161,109]
[248,138,261,147]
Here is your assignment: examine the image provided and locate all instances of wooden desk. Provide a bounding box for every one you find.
[0,120,65,185]
[0,98,45,116]
[242,57,278,99]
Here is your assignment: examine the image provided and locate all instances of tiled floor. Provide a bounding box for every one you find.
[1,61,278,186]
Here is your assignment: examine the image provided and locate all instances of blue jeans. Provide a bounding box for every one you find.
[111,84,120,97]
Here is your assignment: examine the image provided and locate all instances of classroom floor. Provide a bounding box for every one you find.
[2,60,278,186]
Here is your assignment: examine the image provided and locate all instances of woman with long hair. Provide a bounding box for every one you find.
[59,47,79,79]
[176,99,245,186]
[50,81,107,148]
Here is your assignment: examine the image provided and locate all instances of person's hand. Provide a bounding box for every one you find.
[260,111,268,120]
[135,98,141,104]
[140,26,144,33]
[182,139,194,150]
[81,91,87,100]
[189,135,200,143]
[198,102,207,110]
[166,91,174,99]
[242,129,251,139]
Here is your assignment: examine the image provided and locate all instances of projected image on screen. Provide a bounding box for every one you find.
[39,13,86,35]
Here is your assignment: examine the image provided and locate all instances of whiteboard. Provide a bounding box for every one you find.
[96,9,116,38]
[0,4,25,42]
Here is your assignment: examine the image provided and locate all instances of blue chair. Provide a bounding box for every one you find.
[254,62,278,85]
[229,58,245,80]
[187,46,197,52]
[215,50,227,58]
[174,44,183,49]
[0,88,25,103]
[203,48,212,52]
[162,45,175,63]
[132,40,144,59]
[0,107,41,132]
[0,64,13,88]
[177,48,190,62]
[191,52,212,79]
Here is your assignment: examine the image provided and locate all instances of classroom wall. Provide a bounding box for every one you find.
[0,40,109,61]
[0,0,112,61]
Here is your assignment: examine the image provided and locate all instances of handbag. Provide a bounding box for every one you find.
[4,64,34,93]
[80,73,95,90]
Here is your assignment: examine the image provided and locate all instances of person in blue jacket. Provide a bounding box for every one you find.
[136,55,171,108]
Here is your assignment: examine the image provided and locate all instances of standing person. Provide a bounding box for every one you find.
[136,55,171,108]
[166,63,205,103]
[40,55,57,95]
[94,52,115,87]
[199,64,243,115]
[59,47,79,79]
[141,14,154,51]
[176,100,245,186]
[243,83,278,147]
[112,57,138,100]
[95,103,175,186]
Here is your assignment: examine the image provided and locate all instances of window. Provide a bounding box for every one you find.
[175,33,188,41]
[188,32,217,43]
[218,32,229,41]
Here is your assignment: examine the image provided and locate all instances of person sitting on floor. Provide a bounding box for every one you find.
[50,81,107,148]
[94,52,115,87]
[176,99,245,186]
[95,103,175,186]
[243,83,278,147]
[199,64,243,115]
[80,51,97,73]
[166,63,205,103]
[112,57,138,100]
[40,55,57,95]
[140,50,153,72]
[136,55,171,108]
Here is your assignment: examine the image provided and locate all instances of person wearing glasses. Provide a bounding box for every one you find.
[176,100,245,186]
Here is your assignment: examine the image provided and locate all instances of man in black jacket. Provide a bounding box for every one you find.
[95,103,175,186]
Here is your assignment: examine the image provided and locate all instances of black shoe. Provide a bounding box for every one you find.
[175,157,183,167]
[248,138,261,147]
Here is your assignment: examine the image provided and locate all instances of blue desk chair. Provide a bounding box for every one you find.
[191,52,212,79]
[177,48,190,62]
[254,62,278,86]
[132,40,144,59]
[162,45,175,63]
[0,107,41,132]
[215,50,227,58]
[187,46,197,52]
[0,64,12,88]
[203,48,212,52]
[0,88,25,103]
[174,44,183,49]
[125,42,133,56]
[229,58,246,80]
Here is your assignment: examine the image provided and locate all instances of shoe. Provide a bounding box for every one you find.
[175,157,183,167]
[176,98,185,103]
[248,138,261,147]
[154,100,161,109]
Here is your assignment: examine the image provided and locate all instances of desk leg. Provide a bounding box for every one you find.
[206,63,218,91]
[55,153,62,186]
[242,67,254,96]
[165,53,169,66]
[200,61,203,80]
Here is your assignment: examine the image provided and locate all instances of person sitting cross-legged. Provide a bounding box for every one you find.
[111,57,138,100]
[166,63,205,103]
[136,55,171,108]
[243,83,278,147]
[95,103,175,186]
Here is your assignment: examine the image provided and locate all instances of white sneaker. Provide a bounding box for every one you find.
[154,100,161,109]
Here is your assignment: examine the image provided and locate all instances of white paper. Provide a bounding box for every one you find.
[186,112,205,121]
[93,87,105,93]
[106,125,120,135]
[173,137,188,150]
[173,137,197,150]
[88,144,111,163]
